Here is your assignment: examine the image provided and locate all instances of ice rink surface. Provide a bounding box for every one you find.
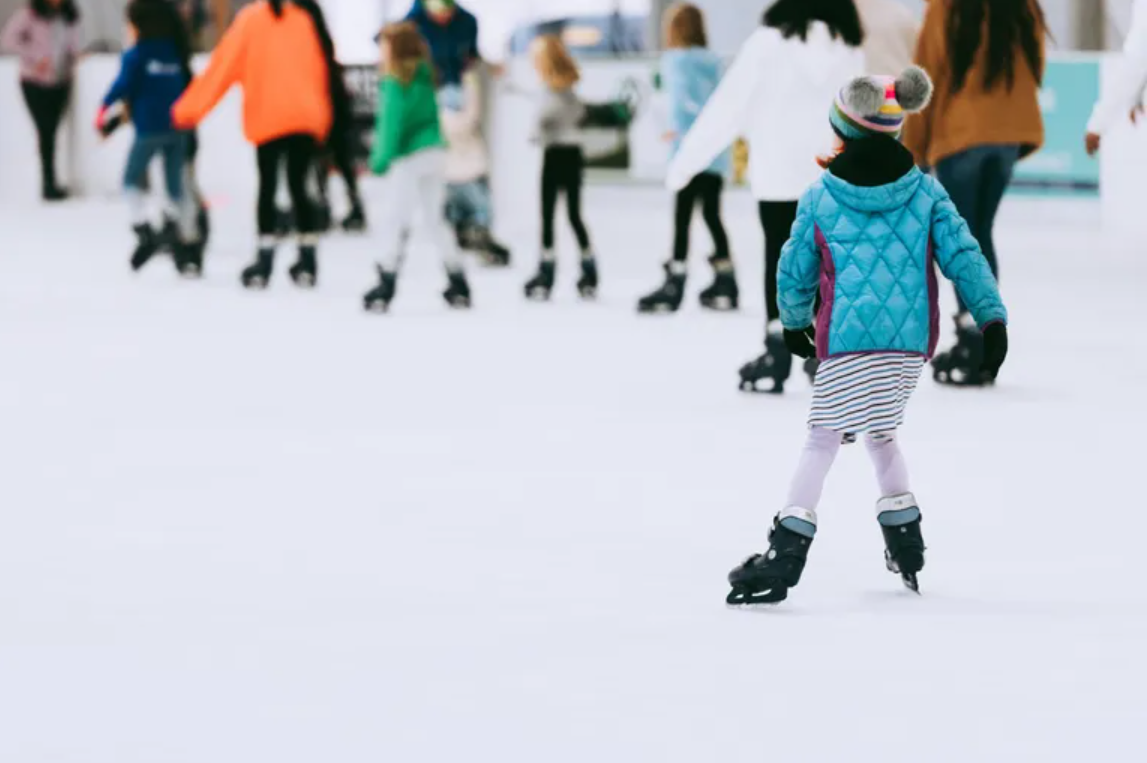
[1,183,1144,762]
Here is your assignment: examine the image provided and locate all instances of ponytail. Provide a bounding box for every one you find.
[268,0,284,18]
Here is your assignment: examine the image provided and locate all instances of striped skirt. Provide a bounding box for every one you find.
[808,353,925,442]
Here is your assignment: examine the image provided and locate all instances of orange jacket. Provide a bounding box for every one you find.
[173,1,331,146]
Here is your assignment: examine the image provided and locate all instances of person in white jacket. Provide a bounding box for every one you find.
[1085,0,1147,156]
[666,0,865,394]
[854,0,920,75]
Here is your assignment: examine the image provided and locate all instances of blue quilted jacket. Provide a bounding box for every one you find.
[778,166,1007,360]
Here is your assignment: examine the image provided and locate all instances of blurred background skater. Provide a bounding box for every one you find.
[172,0,336,290]
[903,0,1045,388]
[96,0,200,276]
[323,54,368,232]
[637,2,735,315]
[665,0,865,393]
[363,22,471,314]
[0,0,81,201]
[727,68,1008,606]
[1085,0,1147,157]
[523,35,598,302]
[854,0,920,74]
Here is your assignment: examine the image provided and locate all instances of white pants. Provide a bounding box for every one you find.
[377,149,460,272]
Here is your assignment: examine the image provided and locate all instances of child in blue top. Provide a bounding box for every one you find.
[726,67,1009,605]
[638,3,734,314]
[97,0,198,275]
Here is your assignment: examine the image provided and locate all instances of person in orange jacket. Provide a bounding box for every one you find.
[172,0,335,289]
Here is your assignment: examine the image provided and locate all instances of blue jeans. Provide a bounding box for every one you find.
[935,144,1020,313]
[123,131,196,241]
[445,177,492,229]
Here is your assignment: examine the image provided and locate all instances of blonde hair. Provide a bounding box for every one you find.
[379,21,430,85]
[664,3,708,49]
[531,34,580,90]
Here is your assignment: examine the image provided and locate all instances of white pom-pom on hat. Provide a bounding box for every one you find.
[843,77,886,117]
[895,65,934,113]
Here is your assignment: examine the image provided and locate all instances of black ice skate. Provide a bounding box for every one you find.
[727,508,817,605]
[637,261,686,313]
[803,358,820,384]
[474,230,512,268]
[577,254,599,300]
[699,256,739,311]
[932,313,993,387]
[877,493,926,593]
[241,247,275,289]
[288,245,318,288]
[341,202,367,233]
[443,268,472,309]
[738,330,793,394]
[174,241,203,278]
[129,224,160,271]
[525,257,556,301]
[364,267,397,313]
[197,203,211,249]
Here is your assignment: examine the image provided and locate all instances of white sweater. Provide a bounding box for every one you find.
[666,24,865,202]
[1088,0,1147,135]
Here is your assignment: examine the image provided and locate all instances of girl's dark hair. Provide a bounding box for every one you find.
[127,0,179,41]
[763,0,864,47]
[30,0,79,24]
[948,0,1045,94]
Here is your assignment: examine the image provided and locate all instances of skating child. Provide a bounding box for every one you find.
[97,0,199,275]
[363,21,471,312]
[523,34,597,302]
[726,68,1009,605]
[638,2,735,314]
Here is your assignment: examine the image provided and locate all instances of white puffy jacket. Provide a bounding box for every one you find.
[1088,0,1147,135]
[666,23,865,202]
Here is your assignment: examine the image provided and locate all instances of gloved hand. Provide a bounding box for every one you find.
[981,322,1008,378]
[784,326,816,359]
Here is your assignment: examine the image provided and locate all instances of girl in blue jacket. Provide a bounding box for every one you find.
[727,67,1009,605]
[638,3,735,314]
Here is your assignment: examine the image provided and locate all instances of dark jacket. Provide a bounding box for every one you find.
[405,0,479,87]
[103,39,189,134]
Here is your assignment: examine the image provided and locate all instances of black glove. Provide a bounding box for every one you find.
[981,322,1008,378]
[784,326,816,359]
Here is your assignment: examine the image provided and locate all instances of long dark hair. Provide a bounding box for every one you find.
[30,0,79,24]
[763,0,864,47]
[948,0,1045,94]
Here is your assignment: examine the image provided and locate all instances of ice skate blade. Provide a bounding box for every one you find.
[242,277,268,290]
[701,297,738,312]
[726,585,789,606]
[901,573,921,594]
[578,288,597,301]
[446,298,472,310]
[525,289,552,302]
[638,303,677,314]
[739,380,784,395]
[291,274,316,289]
[365,300,390,314]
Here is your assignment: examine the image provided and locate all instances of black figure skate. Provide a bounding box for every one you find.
[129,224,160,271]
[475,229,512,268]
[738,331,793,394]
[932,313,993,387]
[637,261,686,313]
[443,269,472,309]
[288,245,318,288]
[727,508,817,605]
[698,255,739,311]
[241,247,275,289]
[525,257,556,301]
[877,493,926,593]
[577,254,599,300]
[364,267,397,313]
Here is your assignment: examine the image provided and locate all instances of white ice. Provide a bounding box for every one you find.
[1,183,1144,762]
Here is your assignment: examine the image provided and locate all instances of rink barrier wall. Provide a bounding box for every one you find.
[0,53,1142,237]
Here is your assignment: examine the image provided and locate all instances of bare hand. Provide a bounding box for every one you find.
[1085,132,1101,157]
[1132,104,1145,125]
[662,131,677,142]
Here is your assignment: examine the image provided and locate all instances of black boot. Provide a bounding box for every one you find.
[877,493,926,593]
[577,253,599,300]
[289,245,318,288]
[241,247,275,289]
[197,202,211,248]
[341,201,366,233]
[129,224,159,271]
[175,241,203,278]
[525,256,556,301]
[727,508,817,605]
[738,328,793,394]
[474,229,512,267]
[699,255,739,311]
[443,268,472,309]
[364,266,397,313]
[637,261,686,313]
[932,313,991,387]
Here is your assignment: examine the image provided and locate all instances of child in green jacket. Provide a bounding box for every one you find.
[364,21,471,312]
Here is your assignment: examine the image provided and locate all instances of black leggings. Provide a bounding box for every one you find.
[758,200,800,324]
[673,172,729,262]
[21,81,70,190]
[541,145,591,251]
[257,134,320,236]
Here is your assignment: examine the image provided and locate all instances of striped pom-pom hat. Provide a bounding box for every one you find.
[829,66,934,141]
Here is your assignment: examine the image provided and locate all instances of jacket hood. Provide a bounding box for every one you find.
[823,135,921,211]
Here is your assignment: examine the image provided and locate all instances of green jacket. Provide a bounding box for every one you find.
[371,62,445,175]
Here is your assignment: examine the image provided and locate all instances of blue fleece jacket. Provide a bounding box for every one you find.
[102,39,188,134]
[405,1,479,87]
[661,47,728,176]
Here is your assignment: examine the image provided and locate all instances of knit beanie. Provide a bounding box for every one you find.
[829,66,933,140]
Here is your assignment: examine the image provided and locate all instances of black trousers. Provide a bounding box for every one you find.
[758,200,800,324]
[21,81,71,191]
[541,145,591,251]
[673,171,729,262]
[256,134,320,236]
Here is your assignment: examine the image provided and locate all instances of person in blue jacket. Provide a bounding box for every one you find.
[726,67,1009,606]
[97,0,199,275]
[637,3,735,314]
[404,0,479,88]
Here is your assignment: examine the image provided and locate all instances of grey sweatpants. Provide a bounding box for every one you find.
[376,149,461,272]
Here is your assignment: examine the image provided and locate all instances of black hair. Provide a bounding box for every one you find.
[763,0,864,47]
[30,0,79,24]
[948,0,1046,94]
[127,0,181,41]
